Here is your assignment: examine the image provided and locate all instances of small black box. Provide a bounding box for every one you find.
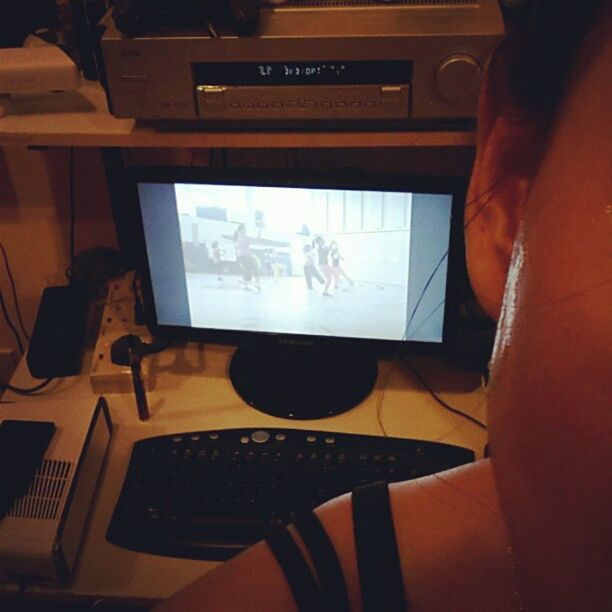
[27,284,90,379]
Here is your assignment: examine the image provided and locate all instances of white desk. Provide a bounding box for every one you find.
[1,324,486,606]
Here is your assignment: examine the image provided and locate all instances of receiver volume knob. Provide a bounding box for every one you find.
[435,54,482,103]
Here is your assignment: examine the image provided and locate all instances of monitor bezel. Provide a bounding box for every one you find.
[127,165,468,358]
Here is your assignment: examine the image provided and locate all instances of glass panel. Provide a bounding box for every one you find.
[383,192,410,228]
[363,191,382,229]
[345,191,362,231]
[328,191,344,232]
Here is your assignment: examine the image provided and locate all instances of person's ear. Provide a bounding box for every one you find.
[464,53,542,320]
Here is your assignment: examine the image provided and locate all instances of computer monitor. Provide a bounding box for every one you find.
[129,166,466,419]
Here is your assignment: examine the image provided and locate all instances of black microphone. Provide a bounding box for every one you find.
[111,334,150,420]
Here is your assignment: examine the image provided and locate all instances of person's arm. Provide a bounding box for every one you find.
[153,535,299,612]
[154,460,519,612]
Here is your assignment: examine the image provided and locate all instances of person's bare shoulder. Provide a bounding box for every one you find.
[486,12,612,610]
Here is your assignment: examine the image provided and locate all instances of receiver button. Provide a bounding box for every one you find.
[435,55,482,103]
[197,85,227,110]
[251,430,270,444]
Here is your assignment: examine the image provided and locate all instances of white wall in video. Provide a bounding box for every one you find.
[174,183,413,341]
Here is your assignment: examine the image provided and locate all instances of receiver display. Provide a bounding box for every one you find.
[193,61,412,86]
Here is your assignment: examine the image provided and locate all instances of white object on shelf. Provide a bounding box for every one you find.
[0,46,79,96]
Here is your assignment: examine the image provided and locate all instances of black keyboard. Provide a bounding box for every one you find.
[107,428,474,560]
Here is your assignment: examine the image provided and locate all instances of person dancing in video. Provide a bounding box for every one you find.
[314,236,339,296]
[234,224,261,292]
[330,240,354,288]
[303,244,324,290]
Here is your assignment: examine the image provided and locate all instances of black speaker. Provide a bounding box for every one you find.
[26,284,90,379]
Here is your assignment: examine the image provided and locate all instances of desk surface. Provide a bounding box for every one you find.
[0,81,476,149]
[1,336,487,606]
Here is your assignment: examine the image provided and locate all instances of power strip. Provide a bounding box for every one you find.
[89,276,155,394]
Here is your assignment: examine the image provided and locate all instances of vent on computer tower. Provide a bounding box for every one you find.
[7,459,72,521]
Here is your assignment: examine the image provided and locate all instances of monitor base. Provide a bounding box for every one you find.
[229,345,378,420]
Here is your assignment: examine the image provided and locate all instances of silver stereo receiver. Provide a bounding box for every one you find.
[100,0,504,128]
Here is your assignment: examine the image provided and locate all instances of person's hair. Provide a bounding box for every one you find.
[493,0,607,130]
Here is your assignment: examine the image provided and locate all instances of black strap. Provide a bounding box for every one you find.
[293,510,350,612]
[265,525,322,612]
[352,481,408,612]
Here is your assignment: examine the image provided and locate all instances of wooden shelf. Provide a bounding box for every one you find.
[0,81,476,149]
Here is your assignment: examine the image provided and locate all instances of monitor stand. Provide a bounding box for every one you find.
[229,345,378,419]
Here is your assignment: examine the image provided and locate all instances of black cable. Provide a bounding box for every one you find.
[404,249,448,338]
[1,378,54,395]
[399,180,507,426]
[0,242,30,341]
[407,299,445,339]
[402,358,487,430]
[69,146,76,272]
[0,288,24,355]
[376,180,505,435]
[404,177,507,339]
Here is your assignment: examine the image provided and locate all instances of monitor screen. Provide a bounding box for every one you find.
[131,168,463,347]
[129,167,466,418]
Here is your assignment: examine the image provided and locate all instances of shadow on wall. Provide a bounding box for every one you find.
[0,147,118,351]
[44,147,118,251]
[0,148,18,212]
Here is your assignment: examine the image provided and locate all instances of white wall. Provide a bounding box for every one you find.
[0,146,116,358]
